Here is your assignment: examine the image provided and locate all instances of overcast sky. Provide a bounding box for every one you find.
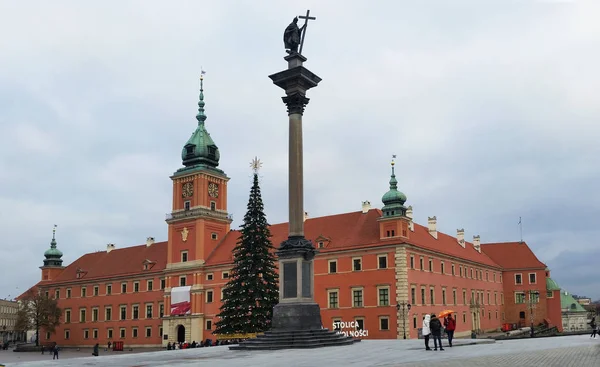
[1,1,599,301]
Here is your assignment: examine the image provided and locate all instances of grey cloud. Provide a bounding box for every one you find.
[0,1,598,301]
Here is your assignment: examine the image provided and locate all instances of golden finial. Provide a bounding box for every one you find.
[250,156,263,173]
[200,67,206,81]
[391,154,397,166]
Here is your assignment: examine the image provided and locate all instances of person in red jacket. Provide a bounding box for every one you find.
[444,314,456,347]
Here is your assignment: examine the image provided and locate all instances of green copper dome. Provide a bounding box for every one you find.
[546,277,561,291]
[181,77,221,169]
[381,161,407,217]
[43,226,63,267]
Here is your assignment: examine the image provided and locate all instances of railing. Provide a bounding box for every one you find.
[165,207,232,222]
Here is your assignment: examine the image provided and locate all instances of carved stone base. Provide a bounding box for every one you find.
[277,236,317,260]
[272,302,322,331]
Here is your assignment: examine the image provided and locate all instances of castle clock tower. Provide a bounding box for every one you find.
[166,75,232,266]
[163,75,232,344]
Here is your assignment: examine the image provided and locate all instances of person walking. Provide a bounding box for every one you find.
[444,314,456,347]
[422,315,432,351]
[591,317,597,339]
[93,343,99,356]
[430,314,444,351]
[52,344,59,360]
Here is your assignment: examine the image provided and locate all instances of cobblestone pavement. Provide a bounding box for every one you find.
[3,335,599,367]
[398,343,600,367]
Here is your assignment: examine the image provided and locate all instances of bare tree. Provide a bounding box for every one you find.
[15,289,61,346]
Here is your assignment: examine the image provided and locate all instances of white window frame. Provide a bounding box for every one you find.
[377,286,390,306]
[328,259,338,274]
[352,287,364,307]
[377,254,388,269]
[352,257,362,271]
[379,316,390,331]
[528,273,537,284]
[515,273,522,285]
[327,289,339,309]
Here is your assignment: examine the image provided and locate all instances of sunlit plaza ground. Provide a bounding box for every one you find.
[2,335,600,367]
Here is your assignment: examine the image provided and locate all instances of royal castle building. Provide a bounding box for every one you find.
[23,79,562,347]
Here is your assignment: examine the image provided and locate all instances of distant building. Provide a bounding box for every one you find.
[576,297,592,306]
[20,78,563,347]
[561,290,589,332]
[0,299,24,342]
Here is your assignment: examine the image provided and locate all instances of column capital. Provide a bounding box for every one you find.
[282,93,310,115]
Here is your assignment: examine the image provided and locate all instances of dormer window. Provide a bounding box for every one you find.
[208,146,216,159]
[142,259,156,271]
[184,201,191,211]
[318,241,324,248]
[210,201,216,211]
[185,145,194,156]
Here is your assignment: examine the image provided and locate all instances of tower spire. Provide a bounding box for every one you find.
[180,69,222,171]
[381,155,407,217]
[389,155,398,190]
[51,224,57,248]
[44,224,63,267]
[196,70,207,125]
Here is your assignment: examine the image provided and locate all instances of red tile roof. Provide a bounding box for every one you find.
[205,209,500,268]
[406,223,500,267]
[48,241,168,284]
[36,212,541,285]
[481,241,546,269]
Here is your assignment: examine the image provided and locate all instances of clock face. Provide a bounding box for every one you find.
[208,183,219,198]
[182,182,194,198]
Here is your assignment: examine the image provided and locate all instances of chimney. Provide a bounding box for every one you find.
[361,200,371,214]
[106,243,116,253]
[457,229,465,248]
[304,212,308,222]
[406,206,414,231]
[473,235,481,252]
[428,216,437,239]
[146,237,155,247]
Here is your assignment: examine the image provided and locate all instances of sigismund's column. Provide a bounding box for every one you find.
[268,47,322,331]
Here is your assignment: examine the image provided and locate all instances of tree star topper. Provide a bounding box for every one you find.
[250,156,263,173]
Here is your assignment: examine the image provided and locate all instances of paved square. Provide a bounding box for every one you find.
[2,335,599,367]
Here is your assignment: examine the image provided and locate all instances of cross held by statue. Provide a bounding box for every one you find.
[298,10,316,55]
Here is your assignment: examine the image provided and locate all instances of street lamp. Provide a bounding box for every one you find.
[396,302,412,339]
[527,290,537,338]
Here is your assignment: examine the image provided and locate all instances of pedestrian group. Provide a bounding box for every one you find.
[422,313,456,351]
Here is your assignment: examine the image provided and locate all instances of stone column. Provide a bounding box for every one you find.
[268,53,322,331]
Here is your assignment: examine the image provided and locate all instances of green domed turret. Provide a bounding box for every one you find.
[180,75,221,170]
[381,159,407,217]
[43,225,63,267]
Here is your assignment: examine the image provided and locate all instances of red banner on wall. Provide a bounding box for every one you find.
[170,286,192,316]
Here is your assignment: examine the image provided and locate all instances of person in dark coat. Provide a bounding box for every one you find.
[429,314,444,351]
[590,316,597,338]
[93,343,99,356]
[53,344,59,360]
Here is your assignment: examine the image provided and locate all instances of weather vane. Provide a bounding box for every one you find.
[250,156,263,173]
[53,224,57,239]
[392,154,397,166]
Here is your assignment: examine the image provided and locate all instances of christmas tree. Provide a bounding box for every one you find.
[214,161,279,335]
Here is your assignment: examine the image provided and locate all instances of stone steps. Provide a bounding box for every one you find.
[229,328,357,350]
